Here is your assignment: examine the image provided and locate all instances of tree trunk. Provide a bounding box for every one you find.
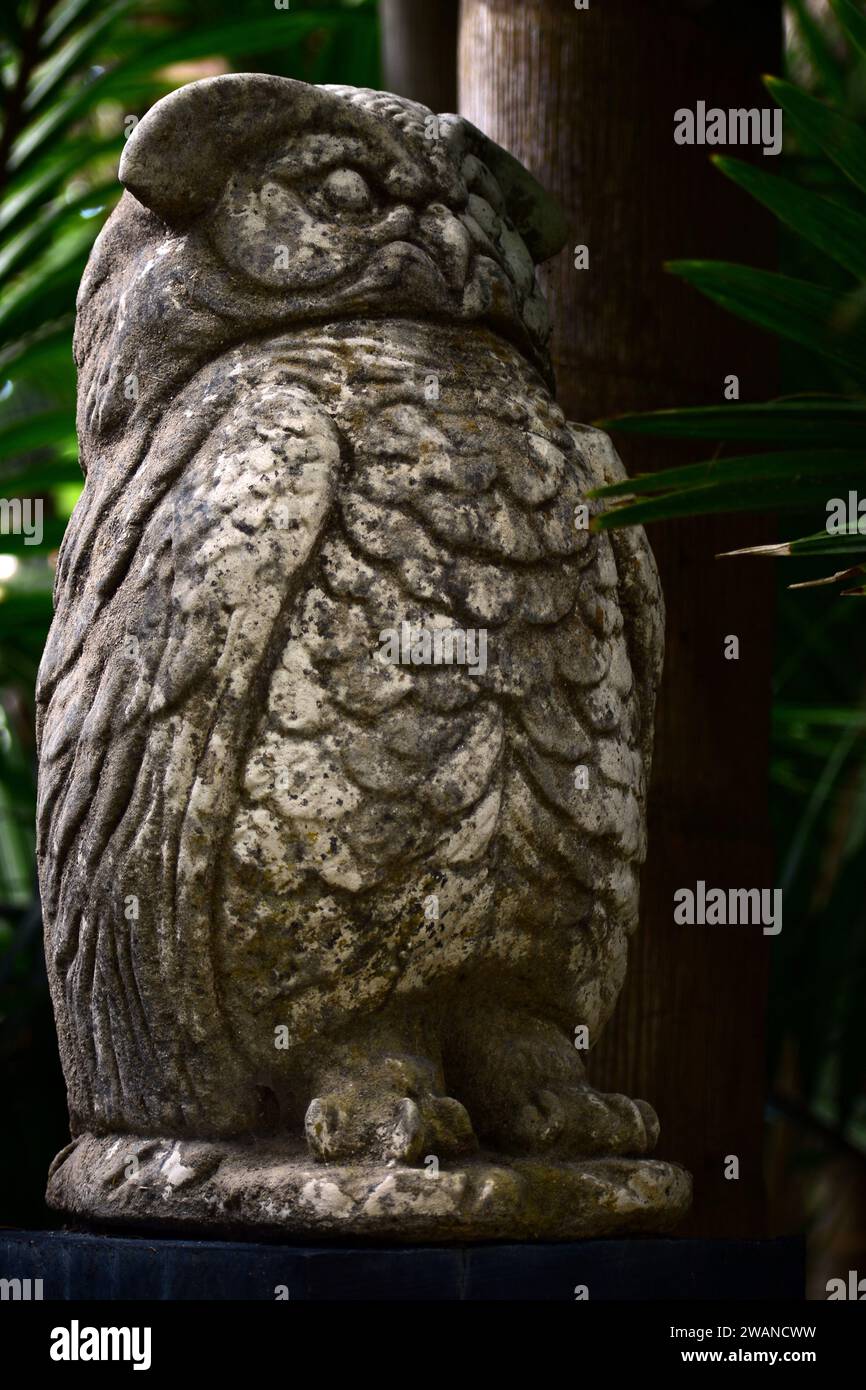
[379,0,460,114]
[460,0,781,1237]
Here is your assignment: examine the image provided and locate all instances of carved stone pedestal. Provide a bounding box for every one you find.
[48,1135,691,1242]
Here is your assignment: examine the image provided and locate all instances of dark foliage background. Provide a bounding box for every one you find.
[590,0,866,1283]
[1,0,864,1285]
[598,0,866,1158]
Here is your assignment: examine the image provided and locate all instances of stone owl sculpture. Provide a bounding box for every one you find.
[37,75,690,1239]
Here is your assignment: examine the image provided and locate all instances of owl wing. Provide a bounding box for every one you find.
[483,418,664,977]
[36,354,341,1129]
[567,422,665,781]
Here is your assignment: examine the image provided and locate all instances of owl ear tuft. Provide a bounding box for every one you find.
[118,73,332,223]
[458,121,569,264]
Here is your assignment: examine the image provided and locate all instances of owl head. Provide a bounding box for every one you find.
[116,74,567,375]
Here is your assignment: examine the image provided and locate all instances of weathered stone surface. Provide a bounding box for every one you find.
[37,74,688,1238]
[48,1136,690,1242]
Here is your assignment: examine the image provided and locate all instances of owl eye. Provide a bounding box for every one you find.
[321,168,374,213]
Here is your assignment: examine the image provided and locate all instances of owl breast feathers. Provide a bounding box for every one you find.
[36,76,662,1134]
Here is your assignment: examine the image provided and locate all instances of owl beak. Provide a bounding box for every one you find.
[415,203,472,292]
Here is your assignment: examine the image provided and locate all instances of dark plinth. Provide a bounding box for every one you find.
[0,1229,804,1300]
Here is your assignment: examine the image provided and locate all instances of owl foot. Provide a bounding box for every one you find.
[447,1011,660,1158]
[304,1055,477,1166]
[507,1085,659,1157]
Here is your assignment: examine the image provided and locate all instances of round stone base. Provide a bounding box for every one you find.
[47,1134,692,1241]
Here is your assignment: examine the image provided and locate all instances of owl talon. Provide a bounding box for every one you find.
[447,1012,661,1158]
[506,1085,658,1157]
[304,1097,349,1161]
[304,1082,477,1166]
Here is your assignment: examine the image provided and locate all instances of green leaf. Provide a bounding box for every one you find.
[722,523,866,558]
[0,320,75,380]
[0,219,96,343]
[713,155,866,281]
[599,399,866,446]
[765,75,866,195]
[0,179,118,285]
[0,135,121,241]
[790,0,848,105]
[774,704,866,729]
[0,409,73,464]
[24,0,134,121]
[829,0,866,63]
[593,476,863,529]
[7,14,347,184]
[789,565,866,590]
[40,0,114,52]
[591,448,866,500]
[667,259,866,376]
